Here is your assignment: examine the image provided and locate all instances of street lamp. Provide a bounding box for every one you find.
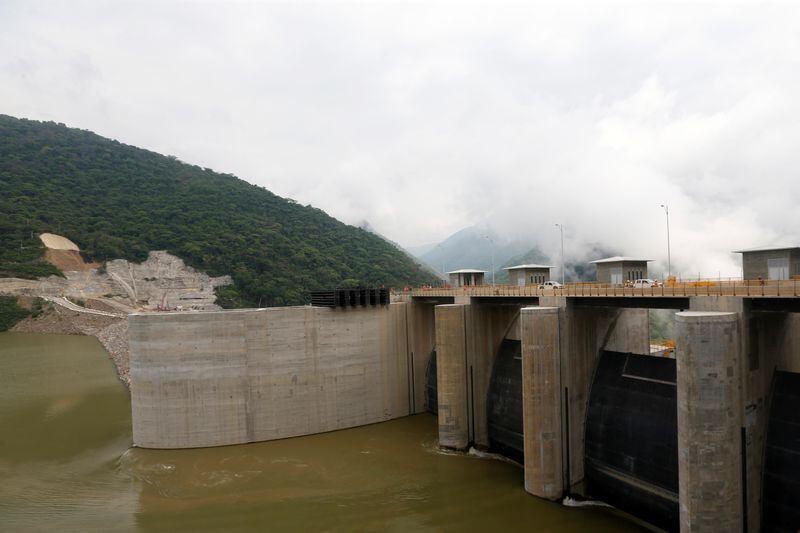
[660,204,671,278]
[436,243,446,280]
[483,235,496,286]
[555,224,565,284]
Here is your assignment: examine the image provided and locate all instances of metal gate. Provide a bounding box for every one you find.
[425,349,437,415]
[585,351,679,531]
[762,370,800,532]
[487,339,524,463]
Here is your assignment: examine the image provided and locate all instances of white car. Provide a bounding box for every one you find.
[538,280,563,289]
[632,278,657,288]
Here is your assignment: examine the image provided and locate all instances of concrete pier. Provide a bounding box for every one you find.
[676,311,742,532]
[434,304,470,450]
[520,306,563,500]
[403,300,437,414]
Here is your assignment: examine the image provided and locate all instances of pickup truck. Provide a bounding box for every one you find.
[538,280,564,289]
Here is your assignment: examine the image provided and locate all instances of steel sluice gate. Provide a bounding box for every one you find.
[425,349,437,415]
[584,351,679,531]
[762,370,800,532]
[487,339,524,464]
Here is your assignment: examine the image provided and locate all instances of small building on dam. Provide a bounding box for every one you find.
[590,256,652,284]
[735,245,800,280]
[504,264,553,286]
[448,268,486,287]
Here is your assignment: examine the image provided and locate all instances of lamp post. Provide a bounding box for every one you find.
[484,235,496,286]
[436,243,445,281]
[660,204,671,278]
[555,224,565,284]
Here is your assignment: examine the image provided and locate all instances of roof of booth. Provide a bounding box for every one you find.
[590,256,653,264]
[504,264,554,270]
[732,245,800,253]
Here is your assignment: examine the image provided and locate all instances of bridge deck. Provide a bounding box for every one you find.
[406,280,800,299]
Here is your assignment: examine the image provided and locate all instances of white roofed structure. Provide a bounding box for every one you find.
[447,269,486,287]
[733,246,800,280]
[590,257,652,284]
[504,264,554,286]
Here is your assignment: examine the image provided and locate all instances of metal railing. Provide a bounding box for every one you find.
[403,278,800,298]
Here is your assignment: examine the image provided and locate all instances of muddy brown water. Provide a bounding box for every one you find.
[0,332,641,531]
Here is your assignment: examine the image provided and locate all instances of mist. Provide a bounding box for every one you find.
[2,1,798,278]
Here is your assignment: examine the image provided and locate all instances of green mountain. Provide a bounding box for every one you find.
[0,115,437,306]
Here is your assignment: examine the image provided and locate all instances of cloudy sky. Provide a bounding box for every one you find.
[2,1,799,277]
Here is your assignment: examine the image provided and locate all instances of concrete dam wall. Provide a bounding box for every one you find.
[127,290,800,531]
[129,304,412,448]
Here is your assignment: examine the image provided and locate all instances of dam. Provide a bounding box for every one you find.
[128,279,800,532]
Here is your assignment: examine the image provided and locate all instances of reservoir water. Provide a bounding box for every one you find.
[0,332,641,531]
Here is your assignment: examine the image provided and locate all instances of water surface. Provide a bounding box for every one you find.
[0,332,640,531]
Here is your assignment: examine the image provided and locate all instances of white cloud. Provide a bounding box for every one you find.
[2,1,799,278]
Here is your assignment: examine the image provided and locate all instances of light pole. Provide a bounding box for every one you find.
[555,224,565,284]
[660,204,671,278]
[436,243,445,280]
[483,235,496,286]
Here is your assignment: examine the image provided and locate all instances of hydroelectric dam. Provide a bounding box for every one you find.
[128,282,800,532]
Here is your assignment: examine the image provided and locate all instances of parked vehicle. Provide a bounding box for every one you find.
[632,278,658,288]
[539,280,564,289]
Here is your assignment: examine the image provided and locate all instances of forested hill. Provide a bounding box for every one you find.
[0,115,436,306]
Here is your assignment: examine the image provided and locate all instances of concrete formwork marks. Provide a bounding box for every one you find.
[521,307,564,501]
[434,304,469,450]
[676,311,743,533]
[130,305,411,449]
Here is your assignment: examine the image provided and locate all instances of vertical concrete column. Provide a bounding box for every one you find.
[435,304,469,450]
[676,311,742,532]
[521,306,563,501]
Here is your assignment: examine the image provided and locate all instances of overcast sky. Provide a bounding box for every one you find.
[2,1,799,277]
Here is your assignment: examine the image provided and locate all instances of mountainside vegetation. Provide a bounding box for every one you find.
[0,296,30,331]
[0,115,437,306]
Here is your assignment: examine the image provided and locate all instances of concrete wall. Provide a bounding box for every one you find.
[129,304,411,448]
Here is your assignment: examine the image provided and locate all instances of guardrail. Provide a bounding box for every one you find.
[403,279,800,298]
